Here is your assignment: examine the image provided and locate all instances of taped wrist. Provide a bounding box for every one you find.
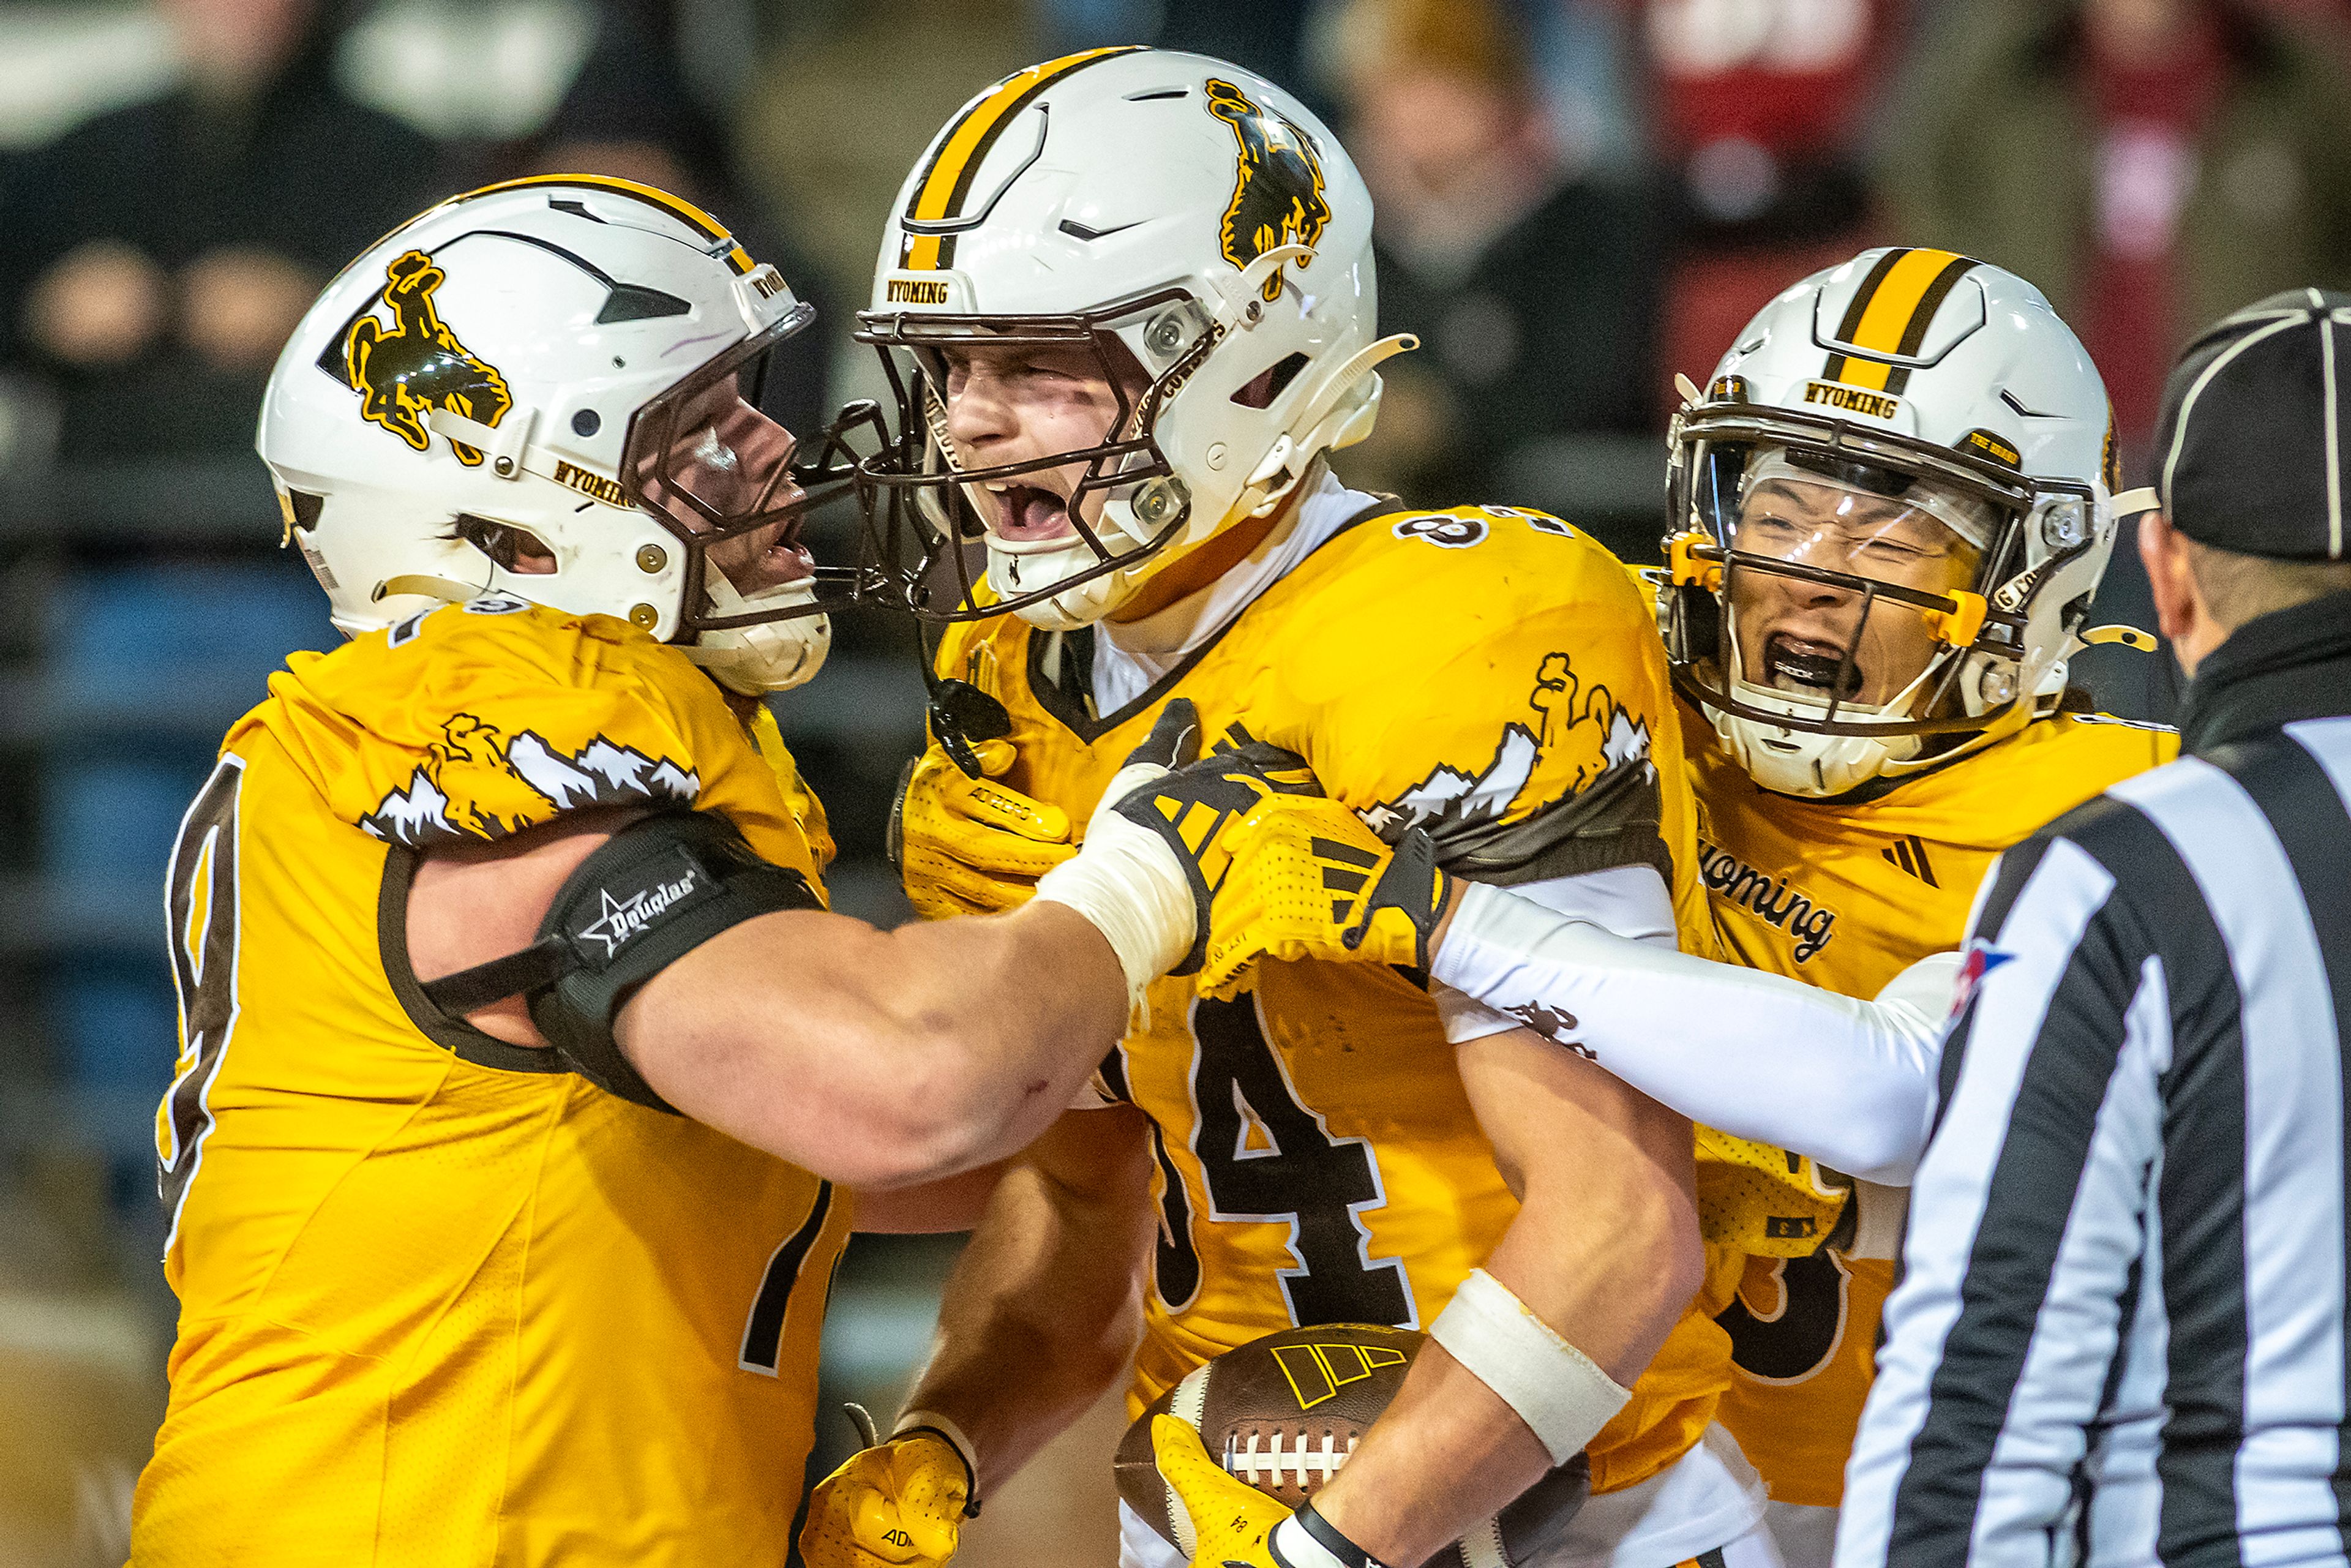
[1034,762,1199,1005]
[1427,1268,1630,1468]
[1272,1504,1385,1568]
[421,809,821,1112]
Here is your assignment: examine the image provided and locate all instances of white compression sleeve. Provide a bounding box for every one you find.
[1431,881,1954,1185]
[1434,865,1676,1046]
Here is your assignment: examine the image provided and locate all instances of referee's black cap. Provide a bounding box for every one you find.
[2135,288,2351,561]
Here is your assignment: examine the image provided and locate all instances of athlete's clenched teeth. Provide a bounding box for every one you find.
[1765,633,1863,698]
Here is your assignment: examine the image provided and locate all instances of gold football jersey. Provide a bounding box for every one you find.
[134,599,852,1567]
[1693,708,2176,1506]
[929,503,1839,1496]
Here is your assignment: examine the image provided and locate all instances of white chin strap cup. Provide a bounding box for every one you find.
[681,572,831,694]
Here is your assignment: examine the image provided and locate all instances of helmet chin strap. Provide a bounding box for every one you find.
[680,569,831,694]
[1232,334,1417,519]
[378,573,492,604]
[1713,641,1940,797]
[1713,700,1924,797]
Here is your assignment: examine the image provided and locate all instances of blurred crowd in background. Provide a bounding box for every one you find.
[2,0,2349,1561]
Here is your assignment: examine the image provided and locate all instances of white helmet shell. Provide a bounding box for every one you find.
[259,176,842,692]
[857,48,1409,628]
[1662,247,2120,796]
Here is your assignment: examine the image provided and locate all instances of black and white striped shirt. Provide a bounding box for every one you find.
[1839,712,2351,1568]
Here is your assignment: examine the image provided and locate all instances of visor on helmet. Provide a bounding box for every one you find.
[1722,452,1987,713]
[852,296,1209,622]
[1663,401,2064,740]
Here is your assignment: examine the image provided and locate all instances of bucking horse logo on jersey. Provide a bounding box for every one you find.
[1205,78,1330,302]
[344,249,512,467]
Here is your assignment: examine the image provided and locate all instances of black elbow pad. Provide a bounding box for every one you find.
[422,809,823,1113]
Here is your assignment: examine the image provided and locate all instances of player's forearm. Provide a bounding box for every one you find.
[1434,882,1946,1182]
[1314,1341,1551,1564]
[1313,1173,1700,1566]
[900,1123,1153,1491]
[621,901,1128,1186]
[1315,1035,1701,1567]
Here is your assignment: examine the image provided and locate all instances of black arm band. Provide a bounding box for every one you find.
[421,809,822,1113]
[1424,760,1673,888]
[1280,1500,1383,1568]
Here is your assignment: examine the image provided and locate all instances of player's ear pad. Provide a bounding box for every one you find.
[1112,1322,1591,1568]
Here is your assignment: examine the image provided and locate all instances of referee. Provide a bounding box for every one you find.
[1838,288,2351,1568]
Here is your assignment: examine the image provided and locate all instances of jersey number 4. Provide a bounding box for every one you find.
[1154,996,1414,1327]
[160,757,247,1249]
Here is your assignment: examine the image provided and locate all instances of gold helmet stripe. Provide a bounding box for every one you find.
[457,173,757,275]
[1821,247,1979,394]
[898,47,1144,271]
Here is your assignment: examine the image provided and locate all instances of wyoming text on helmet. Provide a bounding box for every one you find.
[258,175,887,693]
[1661,247,2151,797]
[853,47,1415,629]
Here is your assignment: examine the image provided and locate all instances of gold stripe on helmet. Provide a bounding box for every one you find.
[898,46,1143,271]
[459,173,757,275]
[1820,248,1981,394]
[1831,248,1969,390]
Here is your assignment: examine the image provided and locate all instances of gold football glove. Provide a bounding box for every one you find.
[890,736,1077,920]
[1149,1415,1291,1568]
[1103,706,1319,974]
[800,1421,973,1568]
[1200,794,1455,1000]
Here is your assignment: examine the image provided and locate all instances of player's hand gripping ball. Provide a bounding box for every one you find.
[800,1417,973,1568]
[891,735,1076,920]
[1199,792,1455,1000]
[1116,1324,1590,1568]
[1149,1415,1291,1568]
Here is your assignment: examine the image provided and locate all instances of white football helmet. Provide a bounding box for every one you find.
[1662,248,2124,797]
[258,175,877,692]
[853,48,1412,629]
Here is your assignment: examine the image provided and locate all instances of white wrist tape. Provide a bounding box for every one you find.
[1428,1268,1630,1468]
[1032,762,1196,1006]
[893,1408,980,1479]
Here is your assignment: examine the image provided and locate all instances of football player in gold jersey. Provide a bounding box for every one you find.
[135,177,1288,1567]
[1196,251,2178,1567]
[806,49,1838,1568]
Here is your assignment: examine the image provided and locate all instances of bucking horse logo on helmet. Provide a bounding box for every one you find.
[344,249,512,466]
[1205,78,1330,302]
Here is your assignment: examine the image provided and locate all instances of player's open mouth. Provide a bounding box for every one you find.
[1764,633,1863,699]
[710,524,814,594]
[983,481,1078,544]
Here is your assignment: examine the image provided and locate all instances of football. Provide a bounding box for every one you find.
[1113,1324,1592,1568]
